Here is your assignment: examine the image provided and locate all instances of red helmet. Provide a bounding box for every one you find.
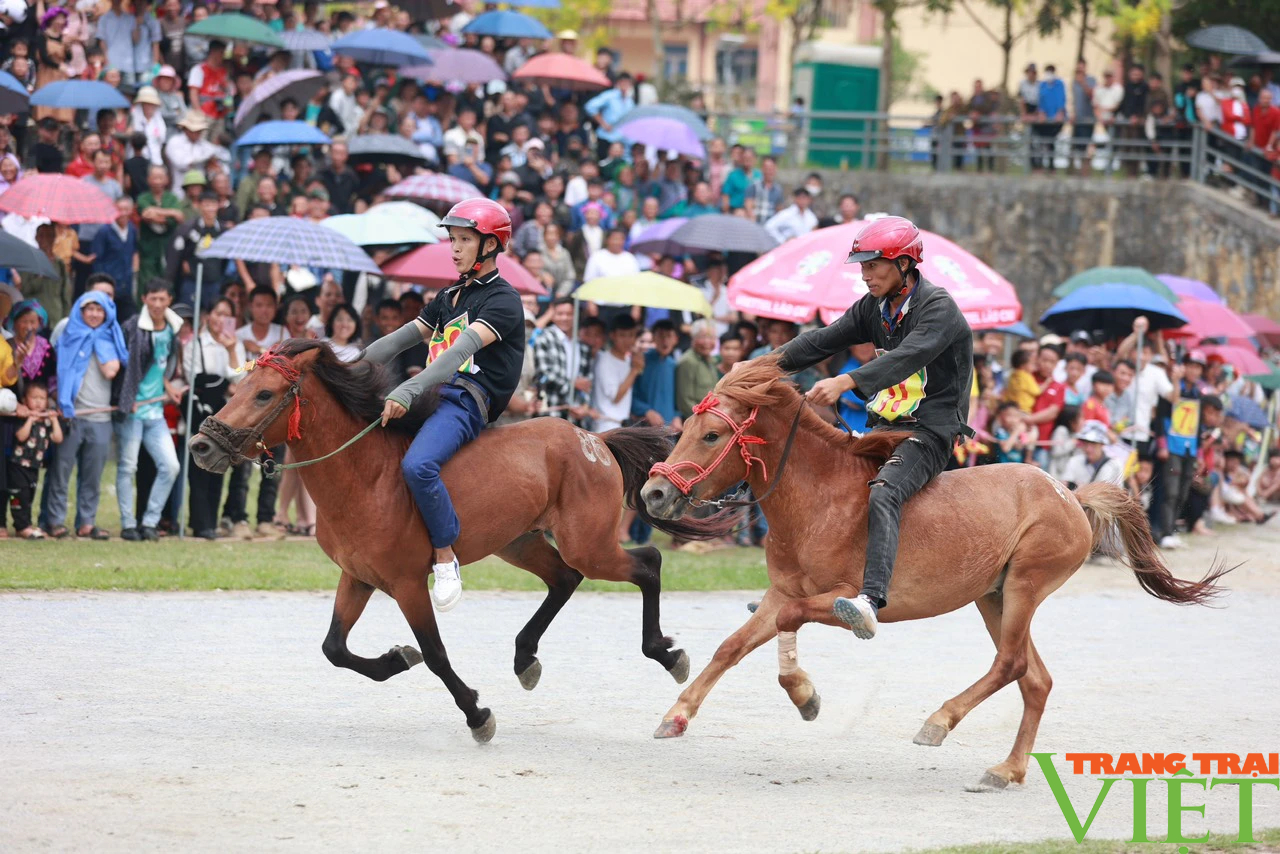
[440,198,513,252]
[845,216,924,266]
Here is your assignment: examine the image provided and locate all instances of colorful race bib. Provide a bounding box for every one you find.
[867,351,927,422]
[1166,398,1200,457]
[428,313,478,375]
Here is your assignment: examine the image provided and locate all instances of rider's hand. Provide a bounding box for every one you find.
[806,375,854,408]
[381,398,407,426]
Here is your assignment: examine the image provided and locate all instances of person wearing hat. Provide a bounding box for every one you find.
[1060,422,1124,490]
[164,110,218,189]
[151,65,186,133]
[556,29,579,54]
[131,86,167,166]
[177,168,207,219]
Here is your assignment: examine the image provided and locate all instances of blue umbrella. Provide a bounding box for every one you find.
[235,120,332,148]
[461,10,552,40]
[29,80,129,110]
[616,104,714,140]
[995,321,1035,339]
[628,218,688,255]
[1039,284,1187,336]
[1226,396,1269,430]
[322,213,438,247]
[0,70,28,114]
[330,28,433,67]
[198,216,380,273]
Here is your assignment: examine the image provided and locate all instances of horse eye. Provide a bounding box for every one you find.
[703,432,719,443]
[256,390,274,403]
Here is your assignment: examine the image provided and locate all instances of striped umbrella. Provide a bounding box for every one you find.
[0,174,118,224]
[1185,25,1269,55]
[384,173,483,205]
[198,216,380,273]
[233,70,324,133]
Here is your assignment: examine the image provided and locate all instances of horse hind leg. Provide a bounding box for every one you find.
[322,571,423,681]
[629,545,689,683]
[496,532,584,690]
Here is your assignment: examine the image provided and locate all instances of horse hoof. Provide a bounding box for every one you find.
[654,715,688,739]
[395,645,423,669]
[797,691,821,721]
[964,771,1011,793]
[667,650,690,684]
[470,711,497,744]
[747,600,760,613]
[913,722,949,747]
[517,659,542,691]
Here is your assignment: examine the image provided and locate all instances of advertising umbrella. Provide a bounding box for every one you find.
[0,70,28,114]
[1185,25,1269,55]
[198,216,380,273]
[0,231,58,278]
[382,243,546,295]
[574,273,712,315]
[1162,297,1254,340]
[234,120,331,148]
[1243,314,1280,349]
[628,218,688,256]
[186,13,285,48]
[232,69,324,132]
[616,104,714,140]
[1052,266,1176,302]
[384,173,483,204]
[461,10,552,40]
[29,80,129,110]
[1039,284,1187,336]
[1156,273,1223,304]
[670,214,775,255]
[281,29,330,52]
[0,174,118,224]
[1200,344,1269,376]
[513,53,610,91]
[620,117,706,159]
[346,134,429,167]
[401,49,505,86]
[330,28,433,67]
[322,213,438,246]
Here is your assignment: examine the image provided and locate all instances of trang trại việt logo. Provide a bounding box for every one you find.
[1032,752,1279,845]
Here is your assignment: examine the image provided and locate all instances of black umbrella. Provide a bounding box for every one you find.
[346,134,430,167]
[1228,50,1280,67]
[669,214,777,255]
[0,231,58,278]
[1186,25,1270,55]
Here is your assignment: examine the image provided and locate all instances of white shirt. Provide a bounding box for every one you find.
[583,248,640,283]
[764,204,818,244]
[327,340,361,363]
[131,106,168,166]
[564,175,588,208]
[1195,90,1222,127]
[236,322,284,352]
[591,349,634,431]
[328,88,362,136]
[1092,82,1123,122]
[1128,362,1173,442]
[164,133,220,188]
[184,328,246,381]
[1061,451,1125,488]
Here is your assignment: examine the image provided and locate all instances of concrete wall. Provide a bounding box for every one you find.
[784,170,1280,325]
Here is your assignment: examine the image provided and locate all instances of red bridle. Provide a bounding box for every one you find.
[252,347,305,443]
[648,391,769,496]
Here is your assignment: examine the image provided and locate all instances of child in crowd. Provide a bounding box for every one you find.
[1081,370,1113,429]
[1001,349,1039,413]
[993,401,1038,464]
[1258,454,1280,504]
[6,382,63,539]
[1048,405,1082,480]
[1220,451,1274,524]
[1063,353,1088,406]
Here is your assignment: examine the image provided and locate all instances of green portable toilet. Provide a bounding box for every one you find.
[791,42,882,169]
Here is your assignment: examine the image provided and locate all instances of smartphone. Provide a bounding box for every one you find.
[220,316,237,339]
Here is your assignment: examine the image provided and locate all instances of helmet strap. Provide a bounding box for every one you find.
[895,258,916,296]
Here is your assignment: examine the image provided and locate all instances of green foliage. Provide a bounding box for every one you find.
[528,0,615,51]
[891,39,928,102]
[1096,0,1170,44]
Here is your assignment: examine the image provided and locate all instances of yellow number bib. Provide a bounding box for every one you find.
[427,314,477,375]
[868,361,928,422]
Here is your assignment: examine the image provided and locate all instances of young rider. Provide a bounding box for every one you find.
[361,198,526,611]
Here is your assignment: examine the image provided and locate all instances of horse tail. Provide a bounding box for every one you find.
[1075,482,1232,605]
[601,426,738,542]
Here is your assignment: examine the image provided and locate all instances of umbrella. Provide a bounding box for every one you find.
[330,28,433,67]
[574,273,712,315]
[510,0,560,7]
[1228,51,1280,67]
[401,49,505,86]
[0,70,28,114]
[346,134,430,167]
[1226,396,1270,430]
[1243,313,1280,349]
[233,69,324,132]
[461,10,552,40]
[513,53,610,91]
[1185,25,1269,56]
[1162,297,1254,340]
[1200,344,1269,376]
[1248,369,1280,391]
[198,216,380,273]
[28,80,129,111]
[412,34,450,51]
[381,243,546,295]
[670,214,775,255]
[185,13,285,48]
[368,201,442,231]
[1053,266,1177,302]
[616,104,714,141]
[322,213,438,246]
[281,29,331,52]
[235,120,331,147]
[384,173,483,205]
[0,231,57,278]
[401,0,462,21]
[995,321,1036,339]
[620,117,706,159]
[1039,284,1187,336]
[1156,273,1223,305]
[0,174,118,224]
[628,218,688,256]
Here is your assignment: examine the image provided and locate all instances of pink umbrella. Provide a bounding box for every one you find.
[1243,313,1280,349]
[384,173,484,205]
[1162,297,1254,340]
[1156,274,1224,305]
[727,220,1022,328]
[1200,344,1269,375]
[0,174,118,224]
[512,53,610,91]
[382,243,547,295]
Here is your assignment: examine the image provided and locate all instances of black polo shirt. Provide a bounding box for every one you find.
[417,271,525,422]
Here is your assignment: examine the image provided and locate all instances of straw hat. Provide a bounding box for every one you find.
[177,109,210,133]
[133,86,161,106]
[556,29,579,40]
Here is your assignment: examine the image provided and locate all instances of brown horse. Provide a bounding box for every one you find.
[188,340,730,743]
[641,358,1229,790]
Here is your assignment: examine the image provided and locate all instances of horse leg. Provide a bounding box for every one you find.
[771,587,858,722]
[321,571,423,681]
[496,532,584,691]
[392,576,495,743]
[630,545,690,683]
[654,588,785,739]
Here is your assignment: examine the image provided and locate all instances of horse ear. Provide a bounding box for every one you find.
[291,346,323,368]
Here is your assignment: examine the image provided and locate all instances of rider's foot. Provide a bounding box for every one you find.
[833,594,879,640]
[431,558,462,611]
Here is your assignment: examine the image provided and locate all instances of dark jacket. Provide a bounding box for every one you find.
[776,275,973,442]
[114,307,183,419]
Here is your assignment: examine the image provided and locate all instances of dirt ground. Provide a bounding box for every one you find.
[2,528,1278,854]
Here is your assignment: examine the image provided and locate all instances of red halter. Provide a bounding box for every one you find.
[648,391,769,496]
[255,348,304,443]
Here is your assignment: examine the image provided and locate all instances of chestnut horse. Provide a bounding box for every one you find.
[641,358,1229,790]
[189,340,730,743]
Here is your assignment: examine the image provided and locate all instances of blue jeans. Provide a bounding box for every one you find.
[42,419,113,531]
[116,416,181,529]
[402,385,485,549]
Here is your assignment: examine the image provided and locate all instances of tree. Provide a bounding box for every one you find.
[871,0,953,118]
[764,0,826,77]
[953,0,1077,97]
[1096,0,1171,79]
[1172,0,1280,48]
[530,0,615,53]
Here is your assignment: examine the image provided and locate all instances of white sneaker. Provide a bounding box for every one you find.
[833,594,879,640]
[1159,535,1185,550]
[1209,507,1237,526]
[431,559,462,611]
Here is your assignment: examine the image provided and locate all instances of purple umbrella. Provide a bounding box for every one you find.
[621,117,707,159]
[628,217,688,255]
[233,69,324,133]
[1156,274,1224,305]
[401,48,505,86]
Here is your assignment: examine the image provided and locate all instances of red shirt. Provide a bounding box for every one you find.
[1254,104,1280,149]
[1219,98,1252,139]
[1081,396,1111,428]
[1033,377,1067,443]
[64,155,94,178]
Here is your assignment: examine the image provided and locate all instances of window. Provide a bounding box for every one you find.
[715,46,758,88]
[663,44,689,82]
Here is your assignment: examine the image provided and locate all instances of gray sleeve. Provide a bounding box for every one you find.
[361,320,427,365]
[386,326,484,410]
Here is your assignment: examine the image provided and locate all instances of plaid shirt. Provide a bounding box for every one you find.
[533,325,593,417]
[747,178,783,223]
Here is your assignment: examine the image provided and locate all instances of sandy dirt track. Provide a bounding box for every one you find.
[2,539,1279,854]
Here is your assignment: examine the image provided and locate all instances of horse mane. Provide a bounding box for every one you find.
[714,353,911,470]
[274,338,440,434]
